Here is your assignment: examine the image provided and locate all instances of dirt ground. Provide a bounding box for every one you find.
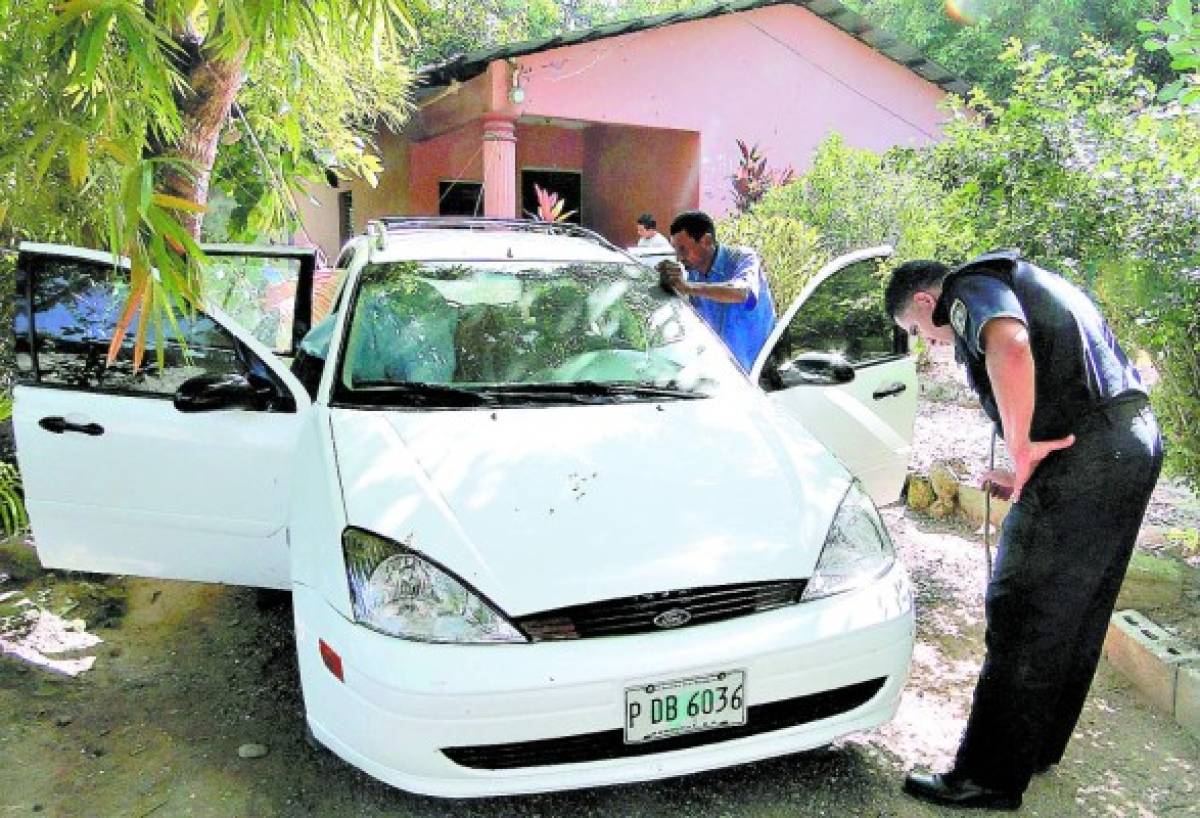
[1,352,1198,817]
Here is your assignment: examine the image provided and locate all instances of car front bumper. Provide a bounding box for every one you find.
[292,562,913,798]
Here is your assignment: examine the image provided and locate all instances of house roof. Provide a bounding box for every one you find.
[418,0,970,96]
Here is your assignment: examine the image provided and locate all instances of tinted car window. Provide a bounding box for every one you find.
[21,254,248,397]
[767,258,903,371]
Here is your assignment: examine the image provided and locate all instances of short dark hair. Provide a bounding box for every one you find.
[669,210,715,243]
[636,213,656,229]
[884,260,951,319]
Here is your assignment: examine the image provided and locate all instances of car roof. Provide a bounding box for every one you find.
[361,221,634,265]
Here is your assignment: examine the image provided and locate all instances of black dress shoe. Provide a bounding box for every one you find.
[903,771,1022,810]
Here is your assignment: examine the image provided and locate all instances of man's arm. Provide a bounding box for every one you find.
[678,280,751,303]
[981,317,1074,501]
[657,261,749,302]
[658,251,759,304]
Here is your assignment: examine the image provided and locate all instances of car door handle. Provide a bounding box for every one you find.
[872,382,907,400]
[39,416,105,436]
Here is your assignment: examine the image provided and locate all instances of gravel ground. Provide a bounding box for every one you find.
[1,509,1197,817]
[911,344,1200,540]
[910,343,1200,648]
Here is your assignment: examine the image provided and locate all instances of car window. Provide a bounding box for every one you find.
[18,253,252,397]
[765,258,904,372]
[333,246,356,271]
[288,265,348,399]
[335,260,744,406]
[198,254,305,356]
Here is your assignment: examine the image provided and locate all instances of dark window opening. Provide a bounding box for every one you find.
[338,190,354,247]
[438,181,484,217]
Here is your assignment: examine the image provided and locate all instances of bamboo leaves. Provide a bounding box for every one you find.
[0,0,415,371]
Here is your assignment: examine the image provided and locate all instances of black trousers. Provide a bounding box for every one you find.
[952,400,1163,793]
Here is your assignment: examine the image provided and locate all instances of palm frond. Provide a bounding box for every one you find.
[0,462,28,537]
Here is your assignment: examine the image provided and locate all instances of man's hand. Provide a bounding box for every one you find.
[1008,436,1075,502]
[656,259,688,295]
[980,468,1015,501]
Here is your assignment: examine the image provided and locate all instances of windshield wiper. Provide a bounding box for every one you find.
[484,381,706,401]
[346,380,496,407]
[340,380,706,408]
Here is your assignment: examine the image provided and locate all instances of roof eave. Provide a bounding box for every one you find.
[416,0,969,96]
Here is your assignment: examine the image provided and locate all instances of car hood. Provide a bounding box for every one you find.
[330,394,850,616]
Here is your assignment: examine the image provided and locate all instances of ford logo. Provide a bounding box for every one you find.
[653,608,692,629]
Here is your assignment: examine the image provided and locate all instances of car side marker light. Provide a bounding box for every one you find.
[319,639,345,682]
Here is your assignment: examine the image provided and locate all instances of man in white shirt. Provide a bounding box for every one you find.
[635,213,671,248]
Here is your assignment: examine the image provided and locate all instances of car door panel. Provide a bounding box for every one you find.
[764,358,915,505]
[12,244,313,588]
[751,248,916,505]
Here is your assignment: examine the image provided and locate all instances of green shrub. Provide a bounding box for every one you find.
[0,538,38,582]
[751,133,951,261]
[717,214,826,312]
[922,39,1200,486]
[721,40,1200,489]
[0,397,25,537]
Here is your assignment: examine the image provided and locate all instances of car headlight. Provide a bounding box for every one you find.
[342,528,526,644]
[801,482,895,602]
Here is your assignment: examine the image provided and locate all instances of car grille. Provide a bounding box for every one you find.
[442,677,887,770]
[514,580,807,641]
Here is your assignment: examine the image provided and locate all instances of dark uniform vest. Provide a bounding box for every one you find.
[932,250,1146,441]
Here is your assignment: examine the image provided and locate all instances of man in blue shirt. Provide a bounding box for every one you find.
[656,210,775,371]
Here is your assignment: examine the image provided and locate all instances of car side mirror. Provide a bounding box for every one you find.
[174,372,277,413]
[776,352,855,388]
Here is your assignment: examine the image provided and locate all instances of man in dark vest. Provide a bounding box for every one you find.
[884,251,1163,810]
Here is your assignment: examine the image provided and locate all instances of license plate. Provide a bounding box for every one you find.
[624,670,746,744]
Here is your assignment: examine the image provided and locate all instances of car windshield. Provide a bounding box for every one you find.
[333,259,745,407]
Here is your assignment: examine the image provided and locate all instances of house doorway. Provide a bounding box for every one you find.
[521,170,582,224]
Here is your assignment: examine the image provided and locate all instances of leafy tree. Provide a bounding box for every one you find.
[841,0,1174,99]
[747,133,948,260]
[723,40,1200,487]
[1140,0,1200,102]
[412,0,703,66]
[408,0,566,67]
[718,213,826,311]
[0,1,415,368]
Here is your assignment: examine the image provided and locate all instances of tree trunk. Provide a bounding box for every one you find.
[156,32,249,238]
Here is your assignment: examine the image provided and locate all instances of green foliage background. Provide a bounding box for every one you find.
[409,0,701,67]
[840,0,1175,99]
[721,37,1200,488]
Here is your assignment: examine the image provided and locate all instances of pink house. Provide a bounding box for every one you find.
[297,0,965,261]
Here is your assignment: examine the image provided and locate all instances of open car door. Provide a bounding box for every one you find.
[11,243,316,589]
[751,247,916,506]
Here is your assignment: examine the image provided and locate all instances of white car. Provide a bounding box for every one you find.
[625,244,677,270]
[10,219,917,797]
